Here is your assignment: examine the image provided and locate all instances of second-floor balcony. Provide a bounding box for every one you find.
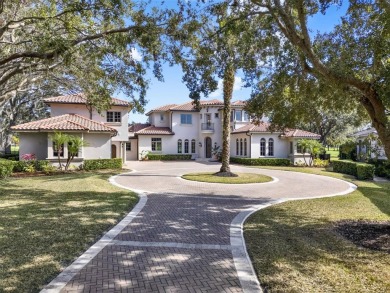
[201,123,214,133]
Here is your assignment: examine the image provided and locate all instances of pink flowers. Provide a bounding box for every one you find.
[21,153,36,161]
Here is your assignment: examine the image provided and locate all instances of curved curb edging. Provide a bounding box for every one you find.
[230,180,357,293]
[40,172,147,293]
[177,174,279,185]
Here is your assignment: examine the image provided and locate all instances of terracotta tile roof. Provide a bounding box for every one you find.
[231,100,246,106]
[170,101,199,111]
[145,104,178,115]
[136,125,174,135]
[11,114,117,133]
[200,99,224,106]
[128,123,151,132]
[232,122,320,138]
[44,93,130,107]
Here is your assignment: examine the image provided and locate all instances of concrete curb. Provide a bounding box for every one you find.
[40,172,147,293]
[230,180,357,293]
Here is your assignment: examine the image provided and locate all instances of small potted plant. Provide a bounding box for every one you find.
[140,150,150,161]
[211,145,221,161]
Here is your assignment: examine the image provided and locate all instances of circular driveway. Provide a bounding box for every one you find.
[117,161,354,199]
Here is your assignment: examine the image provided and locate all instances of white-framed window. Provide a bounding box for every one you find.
[290,141,294,154]
[160,114,164,121]
[215,113,219,118]
[184,139,189,153]
[235,110,242,121]
[107,111,121,122]
[180,114,192,124]
[68,142,79,158]
[236,139,239,156]
[244,138,247,156]
[243,111,250,121]
[268,138,274,156]
[126,142,131,151]
[151,138,162,151]
[240,139,243,156]
[191,139,196,153]
[200,114,202,119]
[178,139,182,153]
[260,138,266,156]
[53,142,64,157]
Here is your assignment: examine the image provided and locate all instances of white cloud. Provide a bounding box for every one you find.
[209,76,243,98]
[130,47,142,61]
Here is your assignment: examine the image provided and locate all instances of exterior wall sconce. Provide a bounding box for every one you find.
[199,142,202,147]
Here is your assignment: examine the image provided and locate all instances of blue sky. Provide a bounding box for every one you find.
[123,2,348,123]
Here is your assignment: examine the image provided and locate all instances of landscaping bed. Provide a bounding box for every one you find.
[0,171,138,292]
[182,172,273,184]
[244,167,390,292]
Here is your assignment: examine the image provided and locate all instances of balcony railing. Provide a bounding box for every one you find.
[201,123,214,131]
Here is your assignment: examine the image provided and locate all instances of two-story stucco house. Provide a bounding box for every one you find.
[130,99,321,164]
[11,94,130,163]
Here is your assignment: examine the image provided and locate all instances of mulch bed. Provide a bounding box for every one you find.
[334,220,390,253]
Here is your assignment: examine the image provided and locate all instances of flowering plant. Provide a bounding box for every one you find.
[21,153,36,161]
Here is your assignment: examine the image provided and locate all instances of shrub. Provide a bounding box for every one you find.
[42,164,57,174]
[13,160,31,172]
[23,164,35,173]
[367,159,390,179]
[230,157,291,166]
[356,164,375,180]
[313,158,330,168]
[147,154,192,161]
[35,160,50,171]
[0,159,14,178]
[83,158,122,171]
[332,160,374,180]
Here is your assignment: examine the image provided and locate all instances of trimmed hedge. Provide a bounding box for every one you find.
[367,159,390,179]
[12,160,50,172]
[147,154,192,161]
[0,159,15,178]
[83,158,122,171]
[332,160,374,180]
[230,157,291,166]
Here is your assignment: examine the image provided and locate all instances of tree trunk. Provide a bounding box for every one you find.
[216,63,237,177]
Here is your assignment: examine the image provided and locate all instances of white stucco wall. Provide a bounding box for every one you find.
[126,138,138,160]
[19,133,48,160]
[49,104,129,142]
[83,133,112,159]
[149,112,170,128]
[138,135,177,159]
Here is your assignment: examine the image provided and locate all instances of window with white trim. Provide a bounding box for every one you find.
[244,138,247,156]
[240,139,243,156]
[53,142,64,157]
[268,138,274,156]
[180,114,192,124]
[178,139,182,153]
[152,138,162,151]
[236,139,239,156]
[235,111,242,121]
[191,139,196,153]
[126,142,131,151]
[184,139,189,153]
[260,138,266,156]
[106,111,121,122]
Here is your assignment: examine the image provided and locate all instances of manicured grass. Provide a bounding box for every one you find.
[182,172,273,184]
[326,149,339,159]
[244,167,390,292]
[0,171,138,292]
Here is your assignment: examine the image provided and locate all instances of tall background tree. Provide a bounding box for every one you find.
[238,0,390,158]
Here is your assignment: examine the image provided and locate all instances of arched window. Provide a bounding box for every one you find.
[178,139,182,153]
[260,138,266,156]
[268,138,274,156]
[236,139,239,156]
[240,139,243,156]
[244,138,247,156]
[191,139,196,153]
[184,139,189,153]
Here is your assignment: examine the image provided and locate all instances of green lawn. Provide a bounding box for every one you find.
[245,167,390,293]
[182,172,273,184]
[0,171,138,292]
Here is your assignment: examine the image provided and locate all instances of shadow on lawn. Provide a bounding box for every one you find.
[360,182,390,216]
[0,182,137,292]
[244,205,390,292]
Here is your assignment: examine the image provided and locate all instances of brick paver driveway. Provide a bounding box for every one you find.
[42,161,355,293]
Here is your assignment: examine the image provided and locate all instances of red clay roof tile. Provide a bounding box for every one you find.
[44,93,129,107]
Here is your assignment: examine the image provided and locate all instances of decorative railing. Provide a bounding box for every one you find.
[201,123,214,131]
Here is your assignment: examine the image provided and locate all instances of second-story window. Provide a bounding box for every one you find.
[160,114,164,121]
[180,114,192,124]
[235,110,242,121]
[107,111,121,122]
[215,113,219,118]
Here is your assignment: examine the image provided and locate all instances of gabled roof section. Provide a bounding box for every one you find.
[351,127,377,137]
[128,123,151,133]
[11,114,117,133]
[232,122,321,139]
[231,100,246,107]
[136,125,174,135]
[44,93,130,107]
[145,99,230,115]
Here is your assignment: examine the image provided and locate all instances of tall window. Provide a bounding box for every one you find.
[240,139,243,156]
[106,111,121,122]
[191,139,196,153]
[152,138,162,151]
[180,114,192,124]
[160,114,164,121]
[290,142,293,154]
[126,142,131,151]
[268,138,274,156]
[68,142,79,158]
[235,110,242,121]
[178,139,182,153]
[184,139,189,153]
[53,142,64,157]
[244,138,247,156]
[243,111,250,121]
[236,139,239,156]
[260,138,266,156]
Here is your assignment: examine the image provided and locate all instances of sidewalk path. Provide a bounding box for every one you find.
[42,161,355,293]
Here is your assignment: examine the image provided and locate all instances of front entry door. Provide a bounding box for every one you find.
[205,137,212,158]
[111,145,117,158]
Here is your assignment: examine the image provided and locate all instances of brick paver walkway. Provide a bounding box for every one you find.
[42,161,355,293]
